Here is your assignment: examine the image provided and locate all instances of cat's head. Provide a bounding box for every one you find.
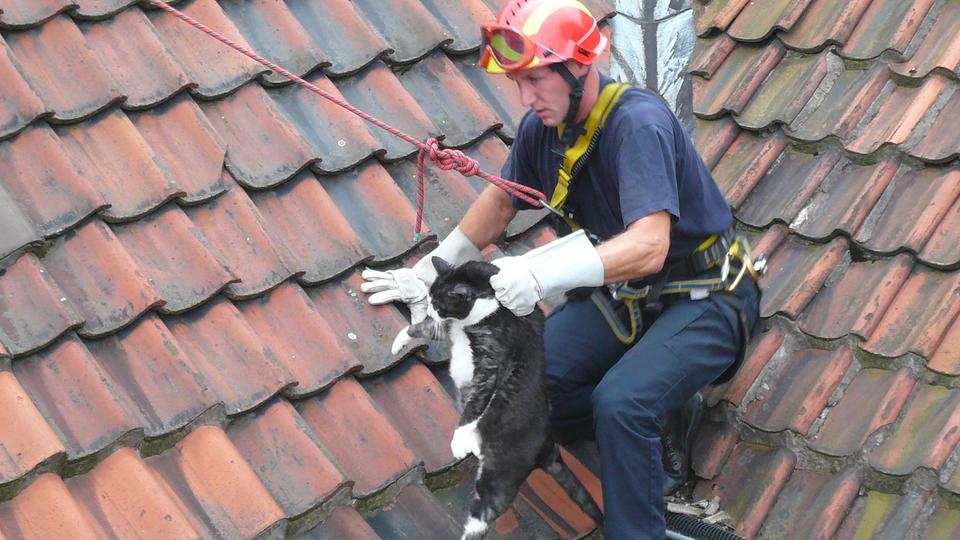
[427,256,500,321]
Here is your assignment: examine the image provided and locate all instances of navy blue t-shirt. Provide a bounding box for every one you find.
[504,76,732,262]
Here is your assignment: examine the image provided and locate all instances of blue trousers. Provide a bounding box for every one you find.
[545,277,760,539]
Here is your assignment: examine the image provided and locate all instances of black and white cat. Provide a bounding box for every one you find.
[392,257,602,540]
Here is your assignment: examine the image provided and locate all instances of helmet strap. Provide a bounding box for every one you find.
[551,63,587,152]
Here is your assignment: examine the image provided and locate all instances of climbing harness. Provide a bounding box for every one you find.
[146,0,550,241]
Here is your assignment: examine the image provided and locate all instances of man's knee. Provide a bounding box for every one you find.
[590,378,659,434]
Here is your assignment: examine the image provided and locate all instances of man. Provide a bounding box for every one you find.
[361,1,760,537]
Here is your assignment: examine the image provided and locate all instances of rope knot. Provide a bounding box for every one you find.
[423,137,479,177]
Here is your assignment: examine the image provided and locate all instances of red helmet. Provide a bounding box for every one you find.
[480,0,607,74]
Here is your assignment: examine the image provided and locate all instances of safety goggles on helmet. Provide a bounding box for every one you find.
[480,24,552,72]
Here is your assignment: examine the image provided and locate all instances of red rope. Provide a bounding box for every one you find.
[146,0,547,240]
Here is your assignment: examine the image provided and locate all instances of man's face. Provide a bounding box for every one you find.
[506,65,571,127]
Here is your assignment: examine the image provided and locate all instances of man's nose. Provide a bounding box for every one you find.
[518,81,536,108]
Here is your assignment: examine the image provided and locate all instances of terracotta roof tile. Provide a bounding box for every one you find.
[735,50,828,130]
[283,0,390,77]
[3,16,121,122]
[787,63,889,142]
[199,84,317,189]
[296,377,417,497]
[42,220,163,337]
[146,425,286,538]
[67,447,199,539]
[930,314,960,376]
[708,326,785,407]
[808,367,915,457]
[0,36,46,139]
[694,0,750,36]
[13,335,143,459]
[0,254,83,357]
[72,0,137,19]
[0,125,106,237]
[689,32,736,79]
[305,504,379,540]
[127,94,229,204]
[227,400,349,519]
[693,40,785,119]
[186,186,298,299]
[164,297,293,416]
[924,503,960,538]
[146,0,266,98]
[920,193,960,267]
[519,468,599,538]
[710,130,788,208]
[862,265,960,359]
[235,282,361,397]
[757,465,863,540]
[847,75,950,156]
[365,483,462,539]
[0,371,65,484]
[430,0,495,53]
[839,0,935,60]
[270,73,384,173]
[305,270,410,376]
[833,489,929,539]
[868,383,960,476]
[452,53,527,140]
[798,254,913,341]
[83,314,211,437]
[0,0,72,28]
[693,442,796,539]
[908,87,960,164]
[351,0,451,64]
[219,0,328,86]
[690,417,737,479]
[694,116,739,169]
[791,159,898,240]
[779,0,873,52]
[78,8,192,110]
[891,2,960,80]
[743,346,853,434]
[0,183,41,263]
[0,473,102,540]
[758,235,847,319]
[858,166,960,255]
[362,359,460,473]
[56,110,186,221]
[726,0,813,42]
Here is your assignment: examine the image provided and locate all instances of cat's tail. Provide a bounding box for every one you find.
[542,443,604,526]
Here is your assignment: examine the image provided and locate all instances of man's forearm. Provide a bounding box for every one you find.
[596,211,671,284]
[459,185,518,250]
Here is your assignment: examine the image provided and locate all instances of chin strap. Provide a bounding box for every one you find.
[551,63,587,152]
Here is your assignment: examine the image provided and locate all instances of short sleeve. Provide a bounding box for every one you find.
[613,121,680,227]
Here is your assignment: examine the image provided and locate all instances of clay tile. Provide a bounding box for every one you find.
[863,266,960,358]
[518,469,598,537]
[227,400,349,518]
[710,131,788,209]
[808,367,915,457]
[72,0,137,18]
[694,0,751,36]
[833,489,929,539]
[334,63,433,160]
[0,184,40,262]
[364,483,463,539]
[798,253,913,342]
[694,116,739,170]
[757,466,863,540]
[79,8,192,110]
[689,33,736,79]
[112,204,236,314]
[0,371,65,483]
[163,297,294,416]
[0,0,74,28]
[270,73,384,173]
[0,473,101,540]
[41,219,163,337]
[307,504,379,539]
[920,194,960,268]
[840,0,935,60]
[362,360,460,473]
[787,63,889,142]
[791,159,898,241]
[128,94,229,204]
[56,109,186,222]
[284,0,390,76]
[691,418,738,479]
[0,35,46,139]
[922,503,960,537]
[147,425,286,538]
[186,186,298,300]
[350,0,451,64]
[199,84,316,189]
[236,282,361,397]
[758,235,848,319]
[13,335,143,459]
[744,347,854,434]
[736,50,829,130]
[930,313,960,376]
[4,15,121,122]
[451,54,527,141]
[146,0,267,98]
[84,314,212,437]
[67,447,199,539]
[869,383,960,476]
[297,377,417,497]
[727,0,815,42]
[847,75,949,156]
[305,270,412,376]
[0,253,83,356]
[693,442,796,539]
[321,161,423,262]
[396,52,501,148]
[780,0,874,52]
[712,326,785,407]
[908,88,960,164]
[693,41,785,119]
[0,125,106,237]
[891,3,960,80]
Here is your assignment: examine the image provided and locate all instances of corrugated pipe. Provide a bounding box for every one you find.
[665,512,745,540]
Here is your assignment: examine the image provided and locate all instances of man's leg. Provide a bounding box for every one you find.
[592,279,760,539]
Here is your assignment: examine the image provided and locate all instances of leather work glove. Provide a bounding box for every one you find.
[360,226,481,324]
[491,230,605,316]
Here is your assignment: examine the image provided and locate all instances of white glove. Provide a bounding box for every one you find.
[409,226,482,286]
[490,230,604,316]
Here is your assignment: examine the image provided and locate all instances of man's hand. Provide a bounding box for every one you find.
[360,268,428,323]
[490,257,542,316]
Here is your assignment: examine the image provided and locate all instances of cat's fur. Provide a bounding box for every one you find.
[392,257,602,540]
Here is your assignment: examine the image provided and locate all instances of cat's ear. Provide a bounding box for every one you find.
[431,256,454,274]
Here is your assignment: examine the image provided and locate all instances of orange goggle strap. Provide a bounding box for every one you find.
[480,24,539,72]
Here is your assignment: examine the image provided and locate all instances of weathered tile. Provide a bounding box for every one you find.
[930,312,960,376]
[891,2,960,80]
[710,130,788,208]
[920,193,960,267]
[839,0,935,60]
[758,236,847,319]
[787,64,889,142]
[923,503,960,539]
[691,418,738,480]
[429,0,494,53]
[847,76,949,156]
[869,383,960,476]
[0,371,65,484]
[726,0,814,42]
[0,183,40,262]
[908,87,960,164]
[283,0,390,76]
[779,0,874,52]
[305,505,379,540]
[808,368,915,457]
[451,53,527,141]
[351,0,451,64]
[689,32,736,79]
[365,483,462,539]
[693,41,785,119]
[709,326,785,407]
[519,468,599,537]
[0,473,101,540]
[758,465,863,540]
[694,115,739,169]
[735,50,828,130]
[833,490,929,540]
[71,0,136,18]
[694,0,750,36]
[0,0,74,28]
[0,35,46,139]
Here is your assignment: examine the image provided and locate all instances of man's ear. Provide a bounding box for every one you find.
[565,59,590,77]
[432,256,454,274]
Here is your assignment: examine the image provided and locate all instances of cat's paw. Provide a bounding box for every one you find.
[391,326,414,355]
[450,421,481,459]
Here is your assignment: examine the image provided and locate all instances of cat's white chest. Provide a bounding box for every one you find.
[448,325,474,389]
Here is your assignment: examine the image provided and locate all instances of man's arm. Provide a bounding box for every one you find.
[596,210,671,284]
[458,184,519,250]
